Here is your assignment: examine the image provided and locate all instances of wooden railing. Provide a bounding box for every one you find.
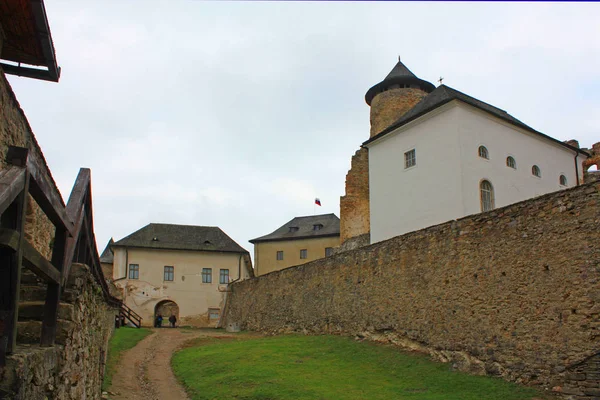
[0,146,122,366]
[120,302,142,328]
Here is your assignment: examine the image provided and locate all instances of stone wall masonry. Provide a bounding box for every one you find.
[0,69,56,259]
[1,264,119,399]
[369,88,428,138]
[224,181,600,397]
[339,148,370,245]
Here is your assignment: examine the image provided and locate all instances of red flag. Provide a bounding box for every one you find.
[315,198,321,206]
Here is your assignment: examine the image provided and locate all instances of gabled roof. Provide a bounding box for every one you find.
[0,0,60,81]
[250,214,340,243]
[364,84,590,156]
[99,238,114,264]
[113,223,248,254]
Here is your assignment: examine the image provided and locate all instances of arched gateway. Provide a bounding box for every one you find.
[154,300,179,322]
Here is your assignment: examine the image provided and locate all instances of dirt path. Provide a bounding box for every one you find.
[107,328,231,400]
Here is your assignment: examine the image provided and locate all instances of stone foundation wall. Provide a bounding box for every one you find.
[0,69,56,259]
[339,148,370,245]
[1,264,118,399]
[224,181,600,397]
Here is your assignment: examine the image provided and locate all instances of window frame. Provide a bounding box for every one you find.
[404,149,416,169]
[325,247,334,257]
[506,156,516,169]
[128,264,139,280]
[208,308,220,320]
[300,249,308,259]
[559,174,568,186]
[202,268,212,284]
[219,269,230,284]
[480,180,495,212]
[276,250,283,260]
[478,145,489,160]
[163,266,174,282]
[532,165,541,178]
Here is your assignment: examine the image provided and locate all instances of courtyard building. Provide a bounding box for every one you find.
[341,58,590,245]
[108,223,253,327]
[250,214,340,276]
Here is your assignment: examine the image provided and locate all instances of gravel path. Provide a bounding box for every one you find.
[107,328,227,400]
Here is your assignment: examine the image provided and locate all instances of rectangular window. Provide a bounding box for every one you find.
[404,149,416,169]
[202,268,212,283]
[128,264,139,279]
[208,308,220,320]
[219,269,230,284]
[164,266,174,281]
[276,251,283,260]
[300,249,307,259]
[325,247,333,257]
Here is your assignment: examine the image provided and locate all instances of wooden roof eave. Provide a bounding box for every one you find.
[0,0,60,82]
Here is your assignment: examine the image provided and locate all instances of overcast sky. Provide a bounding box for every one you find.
[7,1,600,256]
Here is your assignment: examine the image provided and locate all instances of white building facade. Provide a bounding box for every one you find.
[364,76,588,244]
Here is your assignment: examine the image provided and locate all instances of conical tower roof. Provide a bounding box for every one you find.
[384,60,418,80]
[365,58,435,105]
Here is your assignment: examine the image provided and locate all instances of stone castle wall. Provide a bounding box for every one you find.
[369,88,428,137]
[339,148,370,246]
[0,69,119,399]
[224,181,600,397]
[0,69,56,259]
[1,264,118,399]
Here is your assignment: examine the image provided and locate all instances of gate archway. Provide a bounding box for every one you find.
[154,300,179,325]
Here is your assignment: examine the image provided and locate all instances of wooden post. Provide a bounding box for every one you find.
[0,147,29,365]
[40,228,66,346]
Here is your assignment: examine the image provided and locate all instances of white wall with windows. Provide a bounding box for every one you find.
[111,246,250,326]
[367,100,586,244]
[368,103,465,243]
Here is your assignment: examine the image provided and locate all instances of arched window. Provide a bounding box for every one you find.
[506,156,516,169]
[559,175,568,186]
[478,146,489,159]
[532,165,541,177]
[480,180,495,212]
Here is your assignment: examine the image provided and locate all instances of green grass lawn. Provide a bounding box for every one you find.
[172,335,550,400]
[102,326,152,390]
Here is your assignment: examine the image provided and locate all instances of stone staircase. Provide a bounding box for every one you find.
[14,269,77,346]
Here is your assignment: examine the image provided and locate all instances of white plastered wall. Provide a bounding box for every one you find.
[368,100,586,244]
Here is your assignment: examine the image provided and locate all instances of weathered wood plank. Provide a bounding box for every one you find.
[0,172,29,361]
[0,229,61,284]
[0,228,20,251]
[22,240,60,284]
[0,167,26,216]
[40,229,66,346]
[26,150,75,237]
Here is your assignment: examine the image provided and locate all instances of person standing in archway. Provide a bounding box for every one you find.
[169,314,177,328]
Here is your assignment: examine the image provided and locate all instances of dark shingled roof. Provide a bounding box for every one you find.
[113,223,248,254]
[364,84,589,156]
[99,238,114,264]
[250,214,340,243]
[365,59,436,105]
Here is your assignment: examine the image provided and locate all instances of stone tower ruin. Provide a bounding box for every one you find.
[339,58,435,248]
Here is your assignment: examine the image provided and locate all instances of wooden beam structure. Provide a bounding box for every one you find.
[0,146,123,360]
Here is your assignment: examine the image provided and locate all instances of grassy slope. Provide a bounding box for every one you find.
[102,327,152,391]
[173,335,550,400]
